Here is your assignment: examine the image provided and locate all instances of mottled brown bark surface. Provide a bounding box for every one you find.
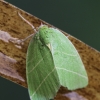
[0,0,100,100]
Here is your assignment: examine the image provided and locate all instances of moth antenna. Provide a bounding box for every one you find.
[21,33,35,42]
[18,12,37,43]
[18,12,37,33]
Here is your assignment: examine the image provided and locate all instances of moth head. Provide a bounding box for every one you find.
[38,25,51,45]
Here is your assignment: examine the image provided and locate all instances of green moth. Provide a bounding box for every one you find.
[19,13,88,100]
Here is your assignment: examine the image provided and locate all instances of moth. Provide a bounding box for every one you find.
[19,13,88,100]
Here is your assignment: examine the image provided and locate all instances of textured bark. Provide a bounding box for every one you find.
[0,0,100,100]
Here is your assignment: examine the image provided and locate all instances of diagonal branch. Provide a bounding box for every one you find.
[0,0,100,100]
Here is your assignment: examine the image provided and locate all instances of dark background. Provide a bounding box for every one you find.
[0,0,100,100]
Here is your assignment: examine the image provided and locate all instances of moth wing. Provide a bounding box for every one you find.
[49,28,88,90]
[26,34,60,100]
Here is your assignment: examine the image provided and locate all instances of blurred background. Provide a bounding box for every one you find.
[0,0,100,100]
